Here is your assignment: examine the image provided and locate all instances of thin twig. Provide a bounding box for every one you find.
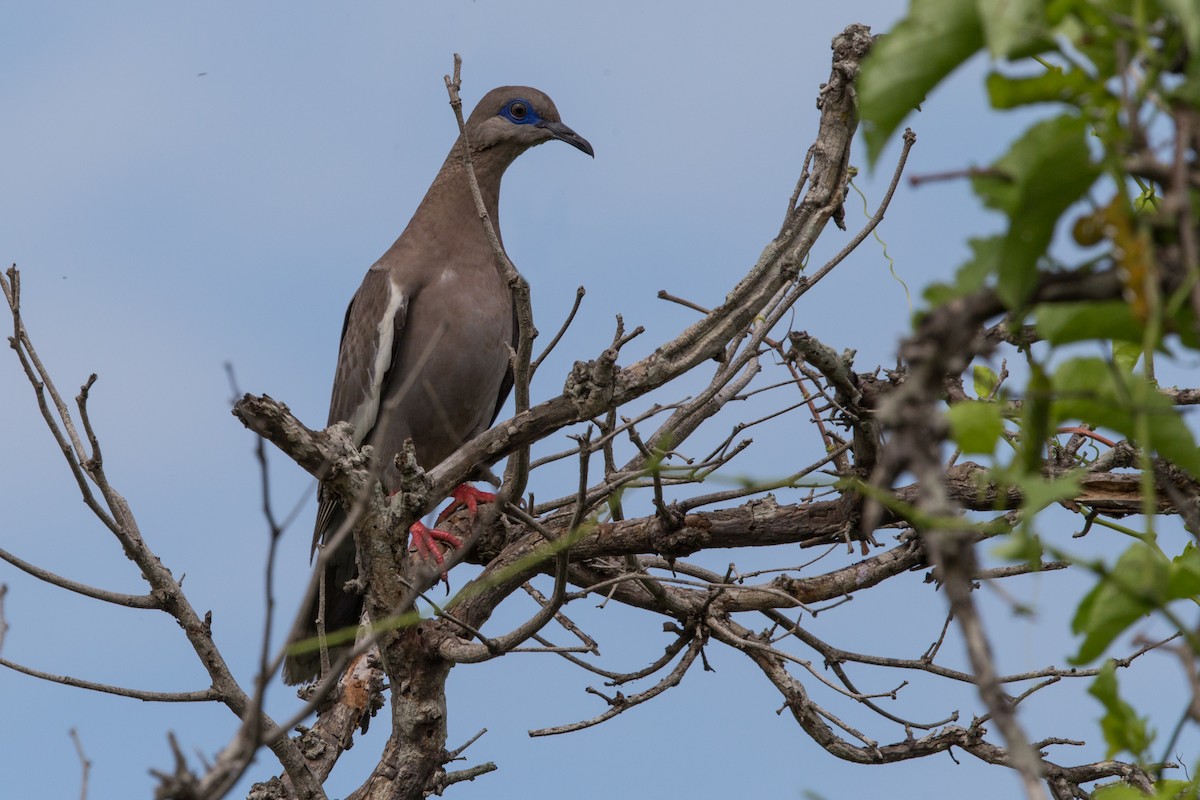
[532,286,586,375]
[0,657,220,702]
[69,727,91,800]
[443,56,537,502]
[0,584,6,655]
[0,546,159,608]
[528,633,705,736]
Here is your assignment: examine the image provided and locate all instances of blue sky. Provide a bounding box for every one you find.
[2,3,1195,799]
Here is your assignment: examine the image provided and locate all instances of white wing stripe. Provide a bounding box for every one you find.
[350,278,406,446]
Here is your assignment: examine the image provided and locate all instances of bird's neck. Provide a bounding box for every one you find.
[424,140,517,229]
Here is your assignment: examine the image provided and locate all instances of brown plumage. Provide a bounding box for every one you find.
[283,86,592,685]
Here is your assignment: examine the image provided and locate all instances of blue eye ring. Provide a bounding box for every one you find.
[499,98,542,126]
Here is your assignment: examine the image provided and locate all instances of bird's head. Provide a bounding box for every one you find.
[465,86,594,159]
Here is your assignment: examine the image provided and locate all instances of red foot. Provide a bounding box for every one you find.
[408,521,463,568]
[434,483,497,526]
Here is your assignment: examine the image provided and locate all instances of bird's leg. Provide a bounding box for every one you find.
[434,483,497,526]
[408,522,462,589]
[406,485,492,587]
[407,521,463,567]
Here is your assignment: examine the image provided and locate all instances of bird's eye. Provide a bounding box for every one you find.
[509,101,528,120]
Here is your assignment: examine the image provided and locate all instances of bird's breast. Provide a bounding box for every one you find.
[376,264,513,480]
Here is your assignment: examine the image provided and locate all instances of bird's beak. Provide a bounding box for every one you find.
[539,120,594,157]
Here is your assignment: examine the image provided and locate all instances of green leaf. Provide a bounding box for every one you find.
[1168,544,1200,601]
[957,235,1001,290]
[1168,53,1200,106]
[973,364,1000,398]
[1087,660,1153,759]
[986,464,1078,564]
[1011,470,1080,514]
[1164,0,1200,56]
[1112,340,1142,373]
[1020,362,1052,475]
[947,401,1005,454]
[860,0,984,164]
[971,115,1100,307]
[1052,357,1200,477]
[992,528,1044,564]
[1072,544,1167,663]
[1091,788,1144,800]
[922,236,1001,306]
[1154,781,1199,800]
[1054,1,1137,77]
[1093,785,1153,800]
[976,0,1051,58]
[1093,783,1195,800]
[1034,300,1146,345]
[986,68,1102,110]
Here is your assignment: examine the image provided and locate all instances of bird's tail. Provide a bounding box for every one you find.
[282,508,363,685]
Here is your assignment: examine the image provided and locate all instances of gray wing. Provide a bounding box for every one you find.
[311,264,408,559]
[488,300,518,426]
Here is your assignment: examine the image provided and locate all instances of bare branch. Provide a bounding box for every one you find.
[3,268,323,797]
[0,546,158,608]
[528,629,704,737]
[68,728,91,800]
[0,656,220,702]
[532,286,586,375]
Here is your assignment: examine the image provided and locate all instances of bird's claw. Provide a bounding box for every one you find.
[410,485,490,589]
[408,522,463,588]
[434,483,497,526]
